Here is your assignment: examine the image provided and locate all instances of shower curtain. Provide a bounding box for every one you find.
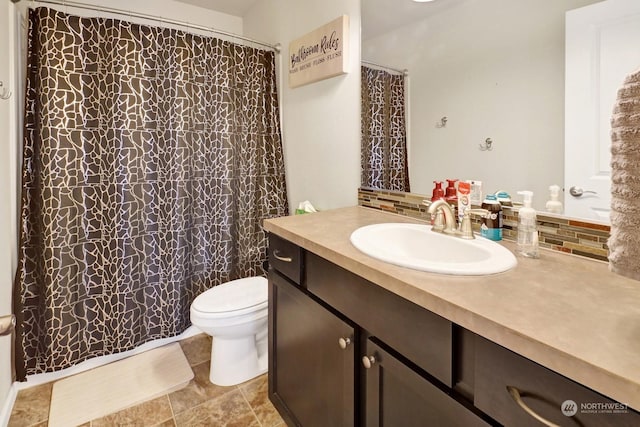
[361,66,410,192]
[13,7,288,379]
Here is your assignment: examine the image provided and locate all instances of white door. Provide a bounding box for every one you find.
[564,0,640,222]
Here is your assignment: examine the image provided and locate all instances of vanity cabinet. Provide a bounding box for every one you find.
[269,270,355,427]
[267,233,639,427]
[268,234,486,426]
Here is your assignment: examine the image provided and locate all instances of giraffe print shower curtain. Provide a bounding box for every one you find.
[13,7,288,379]
[361,66,410,192]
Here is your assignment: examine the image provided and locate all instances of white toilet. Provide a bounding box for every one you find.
[190,276,268,386]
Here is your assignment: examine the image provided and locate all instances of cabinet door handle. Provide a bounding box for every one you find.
[506,386,561,427]
[338,337,351,349]
[362,355,376,369]
[273,250,292,263]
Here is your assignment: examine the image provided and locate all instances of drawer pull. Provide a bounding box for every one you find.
[506,386,561,427]
[273,250,293,263]
[338,337,351,349]
[362,355,376,369]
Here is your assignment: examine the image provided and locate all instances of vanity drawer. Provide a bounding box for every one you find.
[268,234,303,285]
[475,336,640,427]
[306,252,453,387]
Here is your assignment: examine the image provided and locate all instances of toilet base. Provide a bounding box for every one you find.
[209,334,268,386]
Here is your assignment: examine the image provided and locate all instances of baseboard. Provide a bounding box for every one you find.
[0,382,18,427]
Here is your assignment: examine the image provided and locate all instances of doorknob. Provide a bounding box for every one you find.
[0,314,15,336]
[569,186,597,197]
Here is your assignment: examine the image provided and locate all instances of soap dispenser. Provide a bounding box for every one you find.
[444,179,458,202]
[546,185,563,214]
[516,191,539,258]
[431,181,445,202]
[445,179,459,218]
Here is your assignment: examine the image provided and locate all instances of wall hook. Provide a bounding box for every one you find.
[435,116,447,128]
[0,81,11,100]
[479,138,493,151]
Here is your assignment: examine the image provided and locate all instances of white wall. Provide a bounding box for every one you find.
[363,0,601,209]
[244,0,361,212]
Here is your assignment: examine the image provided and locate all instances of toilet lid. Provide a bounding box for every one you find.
[192,276,268,314]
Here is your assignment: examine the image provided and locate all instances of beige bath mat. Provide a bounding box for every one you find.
[48,342,193,427]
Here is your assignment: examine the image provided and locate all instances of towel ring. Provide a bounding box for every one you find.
[0,81,10,100]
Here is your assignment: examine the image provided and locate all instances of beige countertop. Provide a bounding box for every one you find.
[263,206,640,411]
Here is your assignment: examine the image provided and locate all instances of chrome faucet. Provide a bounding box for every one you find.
[425,200,457,235]
[423,200,490,240]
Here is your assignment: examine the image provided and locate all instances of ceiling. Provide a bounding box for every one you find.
[174,0,260,17]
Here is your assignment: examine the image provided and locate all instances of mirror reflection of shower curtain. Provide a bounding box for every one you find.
[13,7,288,380]
[361,66,409,192]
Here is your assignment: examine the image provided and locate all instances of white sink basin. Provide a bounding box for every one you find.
[350,223,517,275]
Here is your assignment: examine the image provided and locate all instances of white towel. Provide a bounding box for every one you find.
[609,67,640,281]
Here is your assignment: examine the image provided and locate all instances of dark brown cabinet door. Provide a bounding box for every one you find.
[363,338,490,427]
[269,271,355,427]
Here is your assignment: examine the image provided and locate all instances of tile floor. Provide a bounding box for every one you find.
[8,334,284,427]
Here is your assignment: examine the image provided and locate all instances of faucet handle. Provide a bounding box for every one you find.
[460,208,490,240]
[422,200,445,231]
[432,209,445,232]
[465,208,490,218]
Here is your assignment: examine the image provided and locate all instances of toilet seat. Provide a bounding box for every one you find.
[191,276,268,318]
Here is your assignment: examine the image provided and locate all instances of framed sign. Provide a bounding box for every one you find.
[288,15,349,88]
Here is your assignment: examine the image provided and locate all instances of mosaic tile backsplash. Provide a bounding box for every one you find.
[358,188,610,262]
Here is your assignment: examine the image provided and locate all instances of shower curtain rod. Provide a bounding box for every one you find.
[362,60,408,76]
[11,0,281,52]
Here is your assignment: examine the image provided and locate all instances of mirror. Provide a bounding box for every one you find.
[361,0,605,216]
